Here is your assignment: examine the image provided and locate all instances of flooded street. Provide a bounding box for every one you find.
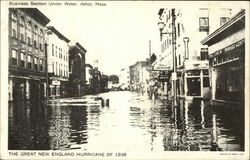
[9,91,244,151]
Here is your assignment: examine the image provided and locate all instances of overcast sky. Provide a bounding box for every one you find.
[37,1,248,75]
[39,2,161,75]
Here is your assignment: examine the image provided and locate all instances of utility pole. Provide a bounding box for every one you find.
[45,42,49,100]
[171,9,177,107]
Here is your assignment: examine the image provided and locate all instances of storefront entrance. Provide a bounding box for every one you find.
[187,78,201,96]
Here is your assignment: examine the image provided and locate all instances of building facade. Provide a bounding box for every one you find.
[8,8,50,101]
[129,61,150,92]
[85,64,93,94]
[118,67,130,90]
[157,8,234,100]
[46,26,70,98]
[201,9,245,106]
[67,42,87,97]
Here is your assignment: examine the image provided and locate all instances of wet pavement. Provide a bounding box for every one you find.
[8,91,244,151]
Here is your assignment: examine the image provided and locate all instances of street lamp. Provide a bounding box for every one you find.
[157,9,177,107]
[158,22,173,41]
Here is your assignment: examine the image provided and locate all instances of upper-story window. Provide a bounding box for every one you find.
[11,49,17,65]
[40,59,43,71]
[27,21,32,45]
[200,48,208,60]
[11,12,17,38]
[33,25,38,48]
[19,17,25,42]
[34,57,38,70]
[39,29,44,51]
[52,44,54,56]
[199,17,209,32]
[177,23,180,37]
[27,55,32,69]
[220,17,229,26]
[20,52,25,67]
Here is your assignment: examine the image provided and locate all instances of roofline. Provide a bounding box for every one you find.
[47,26,70,43]
[158,8,164,16]
[21,8,50,26]
[201,9,245,45]
[75,42,87,53]
[85,64,93,68]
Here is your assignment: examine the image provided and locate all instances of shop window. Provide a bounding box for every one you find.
[199,17,209,32]
[220,17,229,26]
[203,77,210,87]
[203,69,209,75]
[11,49,17,65]
[20,52,25,67]
[187,70,200,76]
[200,48,208,60]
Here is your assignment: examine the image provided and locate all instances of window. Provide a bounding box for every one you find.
[55,46,57,57]
[199,17,209,32]
[20,52,25,67]
[40,59,43,71]
[220,17,229,26]
[11,12,17,38]
[52,44,54,56]
[52,62,54,74]
[200,48,208,60]
[27,55,32,69]
[203,69,209,75]
[56,62,58,75]
[34,25,38,48]
[27,21,32,45]
[203,77,210,87]
[178,55,181,65]
[177,23,180,37]
[11,49,17,65]
[34,57,38,70]
[19,17,25,42]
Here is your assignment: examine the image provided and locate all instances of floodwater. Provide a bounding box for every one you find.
[8,91,244,151]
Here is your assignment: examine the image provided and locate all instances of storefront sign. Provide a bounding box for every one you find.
[210,39,245,58]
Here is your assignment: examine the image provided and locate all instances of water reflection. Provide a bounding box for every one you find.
[8,91,244,151]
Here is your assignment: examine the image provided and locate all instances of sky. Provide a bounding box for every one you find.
[39,2,161,75]
[37,1,248,75]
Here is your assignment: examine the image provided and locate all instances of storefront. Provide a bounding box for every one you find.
[183,61,210,99]
[201,9,245,106]
[210,39,244,103]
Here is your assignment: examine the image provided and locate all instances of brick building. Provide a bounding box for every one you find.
[8,8,50,101]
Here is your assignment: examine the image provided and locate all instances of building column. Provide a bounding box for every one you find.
[164,82,167,95]
[200,70,203,97]
[44,83,46,98]
[184,72,188,97]
[26,79,30,100]
[211,67,216,100]
[9,77,13,101]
